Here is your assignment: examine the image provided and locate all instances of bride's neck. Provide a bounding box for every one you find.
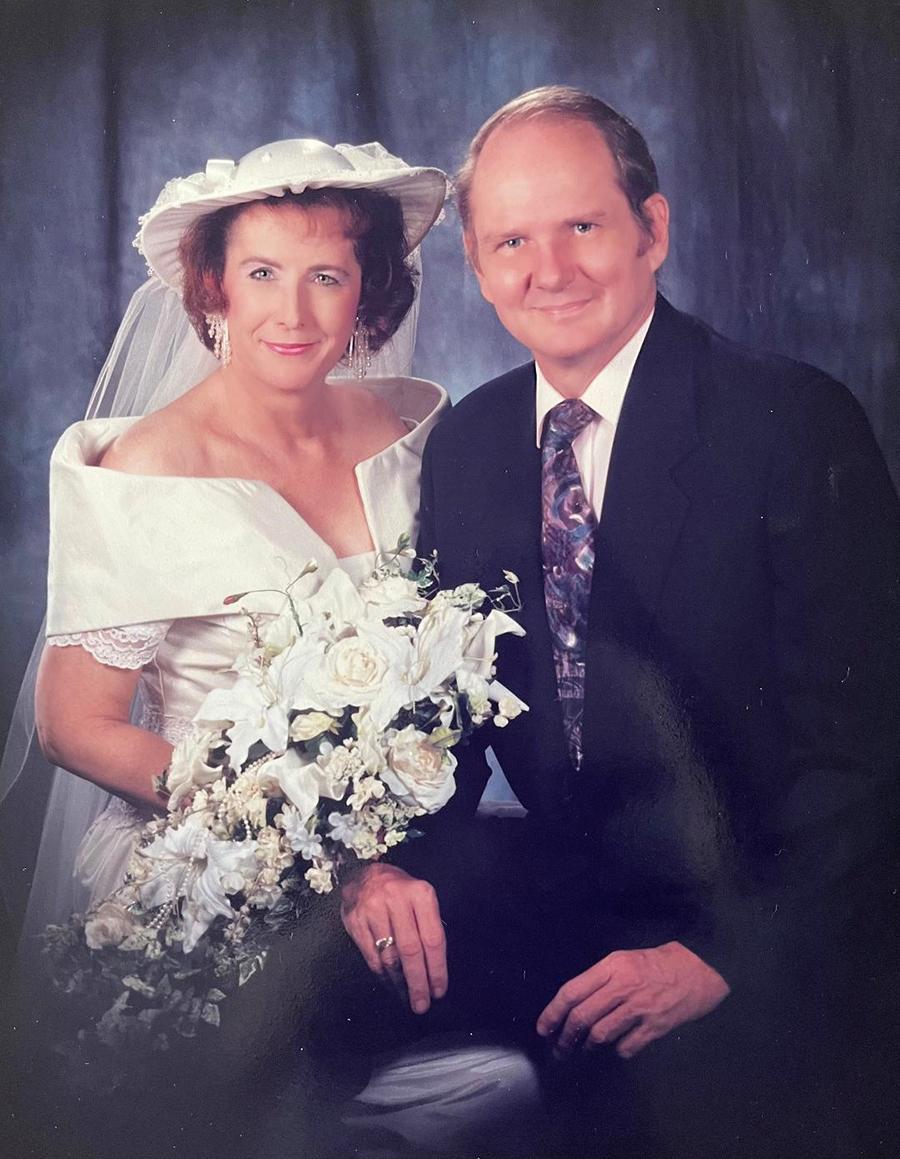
[210,367,338,448]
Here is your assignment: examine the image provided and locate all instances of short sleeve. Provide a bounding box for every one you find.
[46,620,173,669]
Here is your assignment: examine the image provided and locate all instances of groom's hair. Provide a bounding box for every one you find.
[456,85,659,242]
[180,187,417,356]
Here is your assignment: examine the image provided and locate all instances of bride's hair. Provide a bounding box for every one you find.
[179,187,418,355]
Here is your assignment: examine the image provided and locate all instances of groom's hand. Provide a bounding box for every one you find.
[536,941,730,1059]
[340,862,447,1014]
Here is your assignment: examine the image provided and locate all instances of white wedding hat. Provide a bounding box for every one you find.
[137,138,449,289]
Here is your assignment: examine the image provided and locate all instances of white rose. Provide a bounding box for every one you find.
[497,695,524,720]
[360,574,427,619]
[165,728,224,811]
[429,583,486,611]
[323,636,389,704]
[84,900,138,950]
[289,711,337,742]
[456,669,492,720]
[305,861,335,894]
[489,680,529,721]
[383,725,457,813]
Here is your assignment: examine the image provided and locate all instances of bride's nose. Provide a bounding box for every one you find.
[276,284,309,330]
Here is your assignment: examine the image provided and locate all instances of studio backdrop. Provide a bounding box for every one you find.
[1,0,897,929]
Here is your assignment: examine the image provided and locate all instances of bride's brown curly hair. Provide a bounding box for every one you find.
[179,187,417,356]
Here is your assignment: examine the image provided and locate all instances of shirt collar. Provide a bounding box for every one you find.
[534,310,654,447]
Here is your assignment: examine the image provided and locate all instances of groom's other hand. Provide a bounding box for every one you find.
[536,941,729,1059]
[340,862,448,1013]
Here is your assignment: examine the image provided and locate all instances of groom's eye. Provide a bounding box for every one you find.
[501,238,524,250]
[573,223,595,234]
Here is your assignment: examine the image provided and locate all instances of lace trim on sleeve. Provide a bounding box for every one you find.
[46,621,172,669]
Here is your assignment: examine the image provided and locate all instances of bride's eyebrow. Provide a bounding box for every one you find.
[236,257,354,275]
[238,255,283,268]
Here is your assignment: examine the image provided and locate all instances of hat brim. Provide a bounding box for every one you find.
[140,166,448,289]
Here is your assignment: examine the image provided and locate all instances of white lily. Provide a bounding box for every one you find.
[264,747,329,823]
[300,566,368,634]
[197,636,324,767]
[136,814,260,953]
[460,608,526,679]
[363,604,472,731]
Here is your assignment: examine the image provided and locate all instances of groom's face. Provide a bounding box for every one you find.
[466,115,669,393]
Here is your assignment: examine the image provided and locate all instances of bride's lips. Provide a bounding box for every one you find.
[262,340,318,356]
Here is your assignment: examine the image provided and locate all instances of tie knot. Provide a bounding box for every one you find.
[542,398,595,450]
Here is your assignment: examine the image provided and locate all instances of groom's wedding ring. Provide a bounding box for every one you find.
[375,935,395,953]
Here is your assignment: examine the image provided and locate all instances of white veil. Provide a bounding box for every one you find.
[0,253,422,947]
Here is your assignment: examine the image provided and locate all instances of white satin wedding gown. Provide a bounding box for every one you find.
[41,375,538,1157]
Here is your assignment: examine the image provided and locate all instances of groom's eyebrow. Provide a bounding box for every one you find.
[476,229,528,252]
[479,209,611,245]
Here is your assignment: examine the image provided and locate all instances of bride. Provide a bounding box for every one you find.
[4,137,539,1159]
[33,138,448,918]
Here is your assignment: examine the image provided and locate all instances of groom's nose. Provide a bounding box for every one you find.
[532,240,574,292]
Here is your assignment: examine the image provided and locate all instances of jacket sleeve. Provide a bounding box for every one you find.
[719,372,900,997]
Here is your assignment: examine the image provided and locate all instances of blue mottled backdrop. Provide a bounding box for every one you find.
[1,0,898,923]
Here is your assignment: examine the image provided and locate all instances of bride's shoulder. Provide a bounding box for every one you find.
[338,382,408,446]
[99,395,206,476]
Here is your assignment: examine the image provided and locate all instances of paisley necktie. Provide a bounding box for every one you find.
[541,398,597,769]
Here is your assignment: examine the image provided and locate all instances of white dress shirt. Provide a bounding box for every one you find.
[535,312,653,520]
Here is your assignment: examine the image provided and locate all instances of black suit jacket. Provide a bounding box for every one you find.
[407,295,900,1011]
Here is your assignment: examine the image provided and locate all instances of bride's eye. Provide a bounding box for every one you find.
[313,272,340,286]
[249,267,274,280]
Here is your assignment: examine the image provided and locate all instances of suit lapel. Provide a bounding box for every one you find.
[590,296,700,635]
[474,365,550,665]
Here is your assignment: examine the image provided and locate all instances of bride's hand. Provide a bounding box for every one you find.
[340,861,447,1014]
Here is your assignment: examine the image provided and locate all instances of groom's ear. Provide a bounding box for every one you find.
[463,229,481,273]
[463,231,496,305]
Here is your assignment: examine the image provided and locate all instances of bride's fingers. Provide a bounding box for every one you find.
[411,891,448,1001]
[372,929,402,973]
[388,901,437,1014]
[371,931,407,1000]
[343,900,393,976]
[339,866,445,1007]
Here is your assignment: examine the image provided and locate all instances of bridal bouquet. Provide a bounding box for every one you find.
[42,540,526,1058]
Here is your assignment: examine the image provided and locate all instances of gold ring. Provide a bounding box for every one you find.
[375,935,395,953]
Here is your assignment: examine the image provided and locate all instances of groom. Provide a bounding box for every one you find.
[343,86,900,1151]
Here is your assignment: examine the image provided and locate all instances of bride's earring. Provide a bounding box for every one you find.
[347,316,371,379]
[206,313,231,365]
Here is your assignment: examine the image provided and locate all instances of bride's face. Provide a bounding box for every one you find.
[220,202,362,394]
